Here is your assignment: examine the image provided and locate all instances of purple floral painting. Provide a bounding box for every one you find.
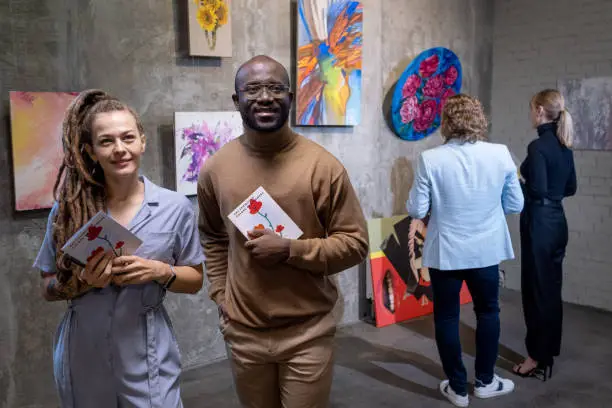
[174,111,243,195]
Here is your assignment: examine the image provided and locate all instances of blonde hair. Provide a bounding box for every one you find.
[441,94,488,143]
[531,89,573,148]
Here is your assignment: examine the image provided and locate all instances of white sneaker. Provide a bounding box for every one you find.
[439,380,469,407]
[473,374,515,399]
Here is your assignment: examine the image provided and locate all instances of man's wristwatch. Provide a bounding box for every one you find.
[163,265,177,289]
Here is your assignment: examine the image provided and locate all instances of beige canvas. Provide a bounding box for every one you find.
[188,0,233,57]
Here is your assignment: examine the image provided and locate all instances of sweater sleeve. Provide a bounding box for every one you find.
[286,169,369,275]
[197,167,229,305]
[565,154,577,197]
[525,142,548,199]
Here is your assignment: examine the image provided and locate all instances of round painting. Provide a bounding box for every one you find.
[391,47,462,141]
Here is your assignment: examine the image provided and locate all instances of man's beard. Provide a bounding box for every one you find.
[241,106,290,133]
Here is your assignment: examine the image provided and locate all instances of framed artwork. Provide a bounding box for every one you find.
[559,77,612,150]
[367,214,471,328]
[391,47,462,141]
[296,0,363,126]
[174,111,243,196]
[188,0,232,57]
[9,91,77,211]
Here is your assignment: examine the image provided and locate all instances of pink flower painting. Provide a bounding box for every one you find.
[391,47,463,141]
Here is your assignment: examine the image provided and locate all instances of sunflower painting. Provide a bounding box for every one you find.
[296,0,363,126]
[188,0,232,57]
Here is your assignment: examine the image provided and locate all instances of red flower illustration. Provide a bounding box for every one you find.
[414,100,438,132]
[254,224,265,230]
[401,74,421,98]
[87,246,104,262]
[444,65,459,86]
[86,226,103,241]
[400,96,419,124]
[115,241,125,249]
[423,75,445,98]
[419,55,439,78]
[275,225,285,233]
[248,199,263,214]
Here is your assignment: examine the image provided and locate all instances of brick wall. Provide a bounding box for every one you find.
[491,0,612,310]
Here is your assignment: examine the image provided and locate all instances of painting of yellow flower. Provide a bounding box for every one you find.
[197,5,217,32]
[188,0,231,54]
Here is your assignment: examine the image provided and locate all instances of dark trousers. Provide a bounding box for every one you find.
[520,202,567,364]
[430,265,500,396]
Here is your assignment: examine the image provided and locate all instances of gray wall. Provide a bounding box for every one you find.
[491,0,612,311]
[0,1,494,406]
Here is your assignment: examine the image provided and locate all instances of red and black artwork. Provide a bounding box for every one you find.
[368,215,471,328]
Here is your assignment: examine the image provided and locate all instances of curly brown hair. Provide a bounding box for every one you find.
[51,89,144,298]
[440,94,488,143]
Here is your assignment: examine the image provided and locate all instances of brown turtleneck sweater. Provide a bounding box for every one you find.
[197,131,369,329]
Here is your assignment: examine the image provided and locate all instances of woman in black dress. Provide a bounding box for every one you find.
[513,89,577,380]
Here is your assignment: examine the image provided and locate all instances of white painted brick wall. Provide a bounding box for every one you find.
[491,0,612,311]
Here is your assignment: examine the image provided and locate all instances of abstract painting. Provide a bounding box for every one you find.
[559,77,612,150]
[9,91,77,211]
[296,0,363,126]
[174,111,243,195]
[391,47,462,141]
[188,0,232,57]
[367,214,471,328]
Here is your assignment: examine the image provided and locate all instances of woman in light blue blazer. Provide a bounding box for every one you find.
[407,94,524,407]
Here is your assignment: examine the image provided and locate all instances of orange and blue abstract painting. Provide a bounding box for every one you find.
[9,91,77,211]
[296,0,363,126]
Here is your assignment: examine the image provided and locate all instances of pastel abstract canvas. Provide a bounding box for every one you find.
[296,0,363,126]
[9,91,77,211]
[174,111,243,196]
[188,0,232,57]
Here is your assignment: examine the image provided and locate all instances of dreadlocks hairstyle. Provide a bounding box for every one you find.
[51,89,144,296]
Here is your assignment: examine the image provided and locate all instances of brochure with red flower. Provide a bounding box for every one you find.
[227,186,303,240]
[60,211,143,266]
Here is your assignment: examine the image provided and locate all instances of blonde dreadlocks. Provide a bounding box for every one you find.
[50,89,144,298]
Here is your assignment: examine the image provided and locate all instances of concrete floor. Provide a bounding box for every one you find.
[180,289,612,407]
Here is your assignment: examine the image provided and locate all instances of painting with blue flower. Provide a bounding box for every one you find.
[391,47,463,141]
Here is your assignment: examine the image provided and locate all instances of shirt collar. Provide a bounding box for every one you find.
[141,175,160,206]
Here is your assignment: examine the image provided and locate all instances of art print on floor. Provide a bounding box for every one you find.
[174,111,243,196]
[367,214,472,328]
[9,91,77,211]
[296,0,363,126]
[559,77,612,150]
[391,47,462,141]
[188,0,232,57]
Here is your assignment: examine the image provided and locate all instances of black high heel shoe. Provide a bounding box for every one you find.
[536,360,554,381]
[512,359,554,381]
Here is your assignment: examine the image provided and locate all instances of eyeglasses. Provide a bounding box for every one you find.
[238,83,290,99]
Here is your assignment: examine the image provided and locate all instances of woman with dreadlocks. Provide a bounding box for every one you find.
[33,89,205,407]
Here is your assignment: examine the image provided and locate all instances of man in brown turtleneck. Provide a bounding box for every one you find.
[197,55,369,408]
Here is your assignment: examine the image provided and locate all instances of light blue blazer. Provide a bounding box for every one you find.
[406,140,524,271]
